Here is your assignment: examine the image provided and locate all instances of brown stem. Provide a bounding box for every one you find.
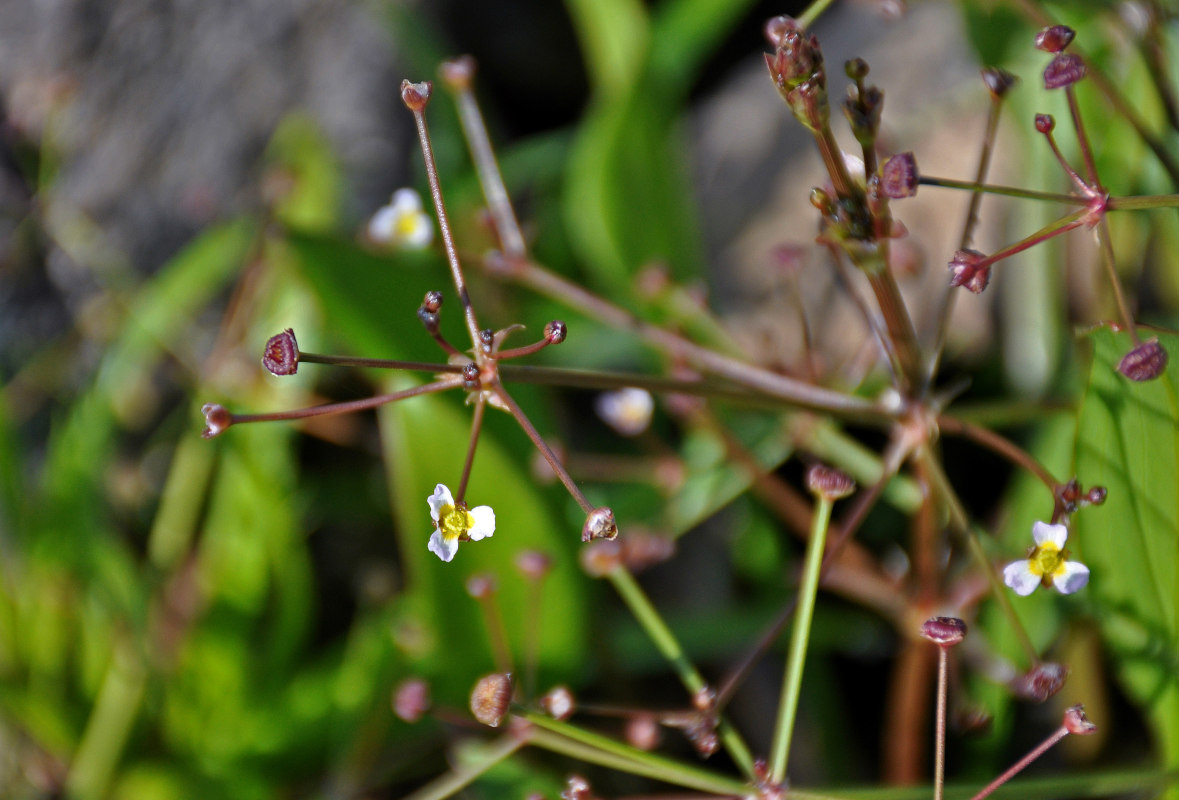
[455,395,486,502]
[937,414,1059,489]
[298,352,465,373]
[228,376,463,425]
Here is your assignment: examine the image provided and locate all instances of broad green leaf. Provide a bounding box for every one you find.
[1073,325,1179,784]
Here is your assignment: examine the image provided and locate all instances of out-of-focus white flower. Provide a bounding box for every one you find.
[368,188,433,249]
[1003,521,1089,596]
[427,483,494,562]
[595,387,654,436]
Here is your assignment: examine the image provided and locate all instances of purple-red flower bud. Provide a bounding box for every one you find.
[948,249,991,294]
[1117,337,1168,381]
[400,79,431,111]
[806,464,855,500]
[201,403,233,439]
[392,678,431,723]
[582,506,618,542]
[881,152,919,199]
[1043,53,1086,89]
[515,549,554,580]
[1035,113,1055,134]
[1011,661,1069,702]
[763,15,796,48]
[422,290,443,313]
[439,55,476,91]
[1063,703,1097,735]
[262,328,299,376]
[540,685,576,721]
[545,320,567,344]
[462,363,481,389]
[1034,25,1076,54]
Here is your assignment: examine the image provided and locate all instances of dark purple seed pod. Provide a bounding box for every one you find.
[201,403,233,439]
[806,464,855,500]
[478,328,495,354]
[1043,53,1086,89]
[920,616,967,647]
[981,67,1018,98]
[1035,25,1076,54]
[470,673,512,727]
[1011,661,1069,702]
[462,363,481,390]
[581,507,618,542]
[1035,113,1055,134]
[262,328,299,376]
[422,290,443,313]
[1063,704,1097,735]
[1118,337,1168,381]
[400,79,432,111]
[545,320,567,344]
[948,249,991,294]
[880,152,919,199]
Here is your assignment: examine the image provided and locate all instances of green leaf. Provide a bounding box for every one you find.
[1073,324,1179,782]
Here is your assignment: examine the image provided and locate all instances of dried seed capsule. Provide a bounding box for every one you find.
[806,464,855,500]
[262,329,299,375]
[1063,703,1097,735]
[201,404,233,439]
[1043,53,1086,89]
[1011,661,1069,702]
[948,249,991,294]
[582,507,618,542]
[920,616,967,647]
[470,673,512,727]
[400,79,432,111]
[880,152,918,199]
[1034,25,1075,54]
[1117,337,1168,381]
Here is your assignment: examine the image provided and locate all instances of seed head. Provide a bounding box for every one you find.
[920,616,967,647]
[400,79,432,111]
[880,152,919,199]
[1043,53,1086,89]
[626,714,662,750]
[470,673,513,727]
[262,329,299,376]
[948,249,991,294]
[1011,661,1069,702]
[806,464,855,500]
[1117,337,1168,381]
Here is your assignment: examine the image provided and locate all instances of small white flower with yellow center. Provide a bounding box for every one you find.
[368,188,434,249]
[427,484,494,563]
[1003,521,1089,596]
[595,387,654,437]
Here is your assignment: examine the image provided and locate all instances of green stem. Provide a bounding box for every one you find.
[606,566,756,778]
[1108,194,1179,211]
[798,0,837,29]
[768,494,833,784]
[401,732,526,800]
[64,645,146,800]
[523,713,751,796]
[919,176,1085,205]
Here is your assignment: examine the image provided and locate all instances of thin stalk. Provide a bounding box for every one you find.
[1066,87,1101,190]
[853,246,922,392]
[975,208,1089,269]
[937,414,1059,490]
[297,352,466,373]
[825,242,905,389]
[225,376,463,426]
[768,493,834,785]
[917,447,1038,665]
[1108,194,1179,211]
[490,381,594,513]
[797,0,837,29]
[523,713,751,797]
[918,176,1085,205]
[64,647,146,800]
[485,255,897,425]
[401,732,526,800]
[455,395,486,502]
[968,725,1070,800]
[933,647,949,800]
[1094,214,1141,344]
[606,566,756,778]
[408,97,484,356]
[473,581,514,676]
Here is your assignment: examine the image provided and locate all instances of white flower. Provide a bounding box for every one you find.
[595,387,654,436]
[368,188,434,249]
[427,484,495,562]
[1002,521,1089,596]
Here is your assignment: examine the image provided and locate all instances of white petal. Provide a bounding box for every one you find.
[428,484,453,522]
[399,214,433,249]
[1052,561,1090,594]
[390,188,423,213]
[1003,560,1041,596]
[1032,521,1068,549]
[367,206,398,243]
[467,506,496,541]
[428,530,458,562]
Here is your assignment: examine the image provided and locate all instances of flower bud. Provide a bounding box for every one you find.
[1043,53,1086,89]
[514,549,553,580]
[626,713,662,750]
[880,152,919,199]
[1035,113,1055,134]
[1085,486,1107,505]
[920,616,967,647]
[392,678,431,723]
[845,57,870,81]
[201,403,233,439]
[981,67,1018,99]
[1117,338,1168,381]
[1034,25,1075,53]
[540,685,576,720]
[806,464,855,500]
[948,249,991,294]
[470,673,513,727]
[478,328,495,354]
[400,79,431,111]
[422,290,443,313]
[764,15,794,47]
[544,320,567,344]
[1011,661,1069,702]
[580,539,622,577]
[621,531,675,572]
[262,329,299,376]
[439,55,476,91]
[562,775,594,800]
[1063,703,1097,735]
[582,506,618,542]
[462,363,481,390]
[465,572,496,599]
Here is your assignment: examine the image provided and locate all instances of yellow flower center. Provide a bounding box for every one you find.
[1030,543,1066,577]
[437,503,473,541]
[396,211,422,238]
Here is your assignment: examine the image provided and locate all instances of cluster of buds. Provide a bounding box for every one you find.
[764,16,828,132]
